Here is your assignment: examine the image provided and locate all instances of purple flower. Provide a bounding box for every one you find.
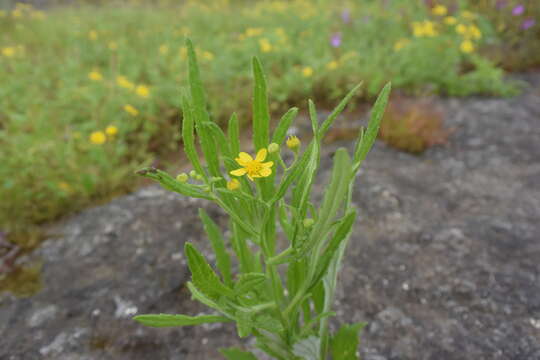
[341,9,351,24]
[512,4,524,15]
[522,18,536,30]
[330,33,342,47]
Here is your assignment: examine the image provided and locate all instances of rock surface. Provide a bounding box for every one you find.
[1,74,540,359]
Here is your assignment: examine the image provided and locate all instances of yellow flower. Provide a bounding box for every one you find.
[444,16,457,25]
[259,38,272,53]
[326,60,339,70]
[202,51,214,61]
[460,40,474,53]
[227,178,241,190]
[456,24,467,35]
[432,5,447,16]
[393,38,410,52]
[1,47,15,57]
[286,135,300,150]
[230,149,274,181]
[88,71,103,81]
[124,104,139,116]
[245,27,263,37]
[90,131,106,144]
[116,76,134,90]
[135,85,150,98]
[468,25,482,40]
[108,41,118,51]
[105,125,118,136]
[302,66,313,77]
[159,44,169,55]
[461,10,476,20]
[88,30,98,40]
[412,21,437,37]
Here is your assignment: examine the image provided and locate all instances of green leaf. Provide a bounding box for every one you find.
[186,281,221,312]
[186,38,210,123]
[234,273,267,295]
[236,310,253,338]
[228,112,240,156]
[318,82,362,139]
[204,122,232,158]
[133,313,231,328]
[292,336,321,360]
[199,209,233,286]
[252,56,270,150]
[253,314,284,334]
[353,82,391,171]
[136,167,212,200]
[219,348,258,360]
[271,107,298,145]
[300,311,336,337]
[184,242,235,299]
[180,93,204,177]
[310,210,357,289]
[308,99,319,136]
[330,323,367,360]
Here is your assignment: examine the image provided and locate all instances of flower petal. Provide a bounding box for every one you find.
[255,148,267,162]
[236,152,253,166]
[259,167,272,177]
[230,168,247,176]
[261,161,274,168]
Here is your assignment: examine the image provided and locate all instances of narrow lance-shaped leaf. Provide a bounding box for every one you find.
[318,82,363,139]
[133,313,231,328]
[186,38,210,123]
[199,209,233,286]
[181,93,205,177]
[184,242,235,299]
[252,56,270,150]
[136,167,212,200]
[228,112,240,156]
[234,272,267,295]
[330,323,367,360]
[271,107,298,145]
[353,82,391,171]
[220,348,258,360]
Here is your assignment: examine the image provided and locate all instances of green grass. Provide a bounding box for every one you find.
[0,0,531,233]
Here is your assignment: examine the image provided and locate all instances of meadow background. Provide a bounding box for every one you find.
[1,0,539,243]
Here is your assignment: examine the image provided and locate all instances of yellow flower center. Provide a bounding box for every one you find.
[246,161,263,177]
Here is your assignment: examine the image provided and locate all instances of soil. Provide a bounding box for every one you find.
[1,73,539,360]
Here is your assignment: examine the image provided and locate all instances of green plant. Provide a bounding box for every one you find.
[133,39,390,359]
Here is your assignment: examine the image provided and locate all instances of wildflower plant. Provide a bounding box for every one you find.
[133,39,390,359]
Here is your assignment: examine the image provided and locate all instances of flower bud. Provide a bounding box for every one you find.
[176,173,188,183]
[268,142,280,153]
[303,218,315,228]
[227,178,240,191]
[195,174,204,181]
[286,135,300,150]
[189,170,197,178]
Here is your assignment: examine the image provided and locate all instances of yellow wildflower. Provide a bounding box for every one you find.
[117,76,134,90]
[230,149,274,181]
[468,25,482,40]
[202,51,214,61]
[1,47,15,57]
[432,5,447,16]
[58,182,71,192]
[393,38,410,52]
[245,27,263,37]
[456,24,467,35]
[444,16,457,25]
[124,104,139,116]
[90,131,106,145]
[461,10,476,20]
[159,44,169,55]
[302,66,313,77]
[227,178,241,190]
[11,9,22,18]
[135,85,150,98]
[286,135,300,150]
[88,70,103,81]
[259,38,272,53]
[108,41,118,51]
[105,125,118,136]
[412,21,437,37]
[326,60,339,70]
[88,30,98,40]
[460,40,474,53]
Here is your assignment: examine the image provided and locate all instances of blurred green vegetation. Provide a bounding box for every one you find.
[0,0,538,234]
